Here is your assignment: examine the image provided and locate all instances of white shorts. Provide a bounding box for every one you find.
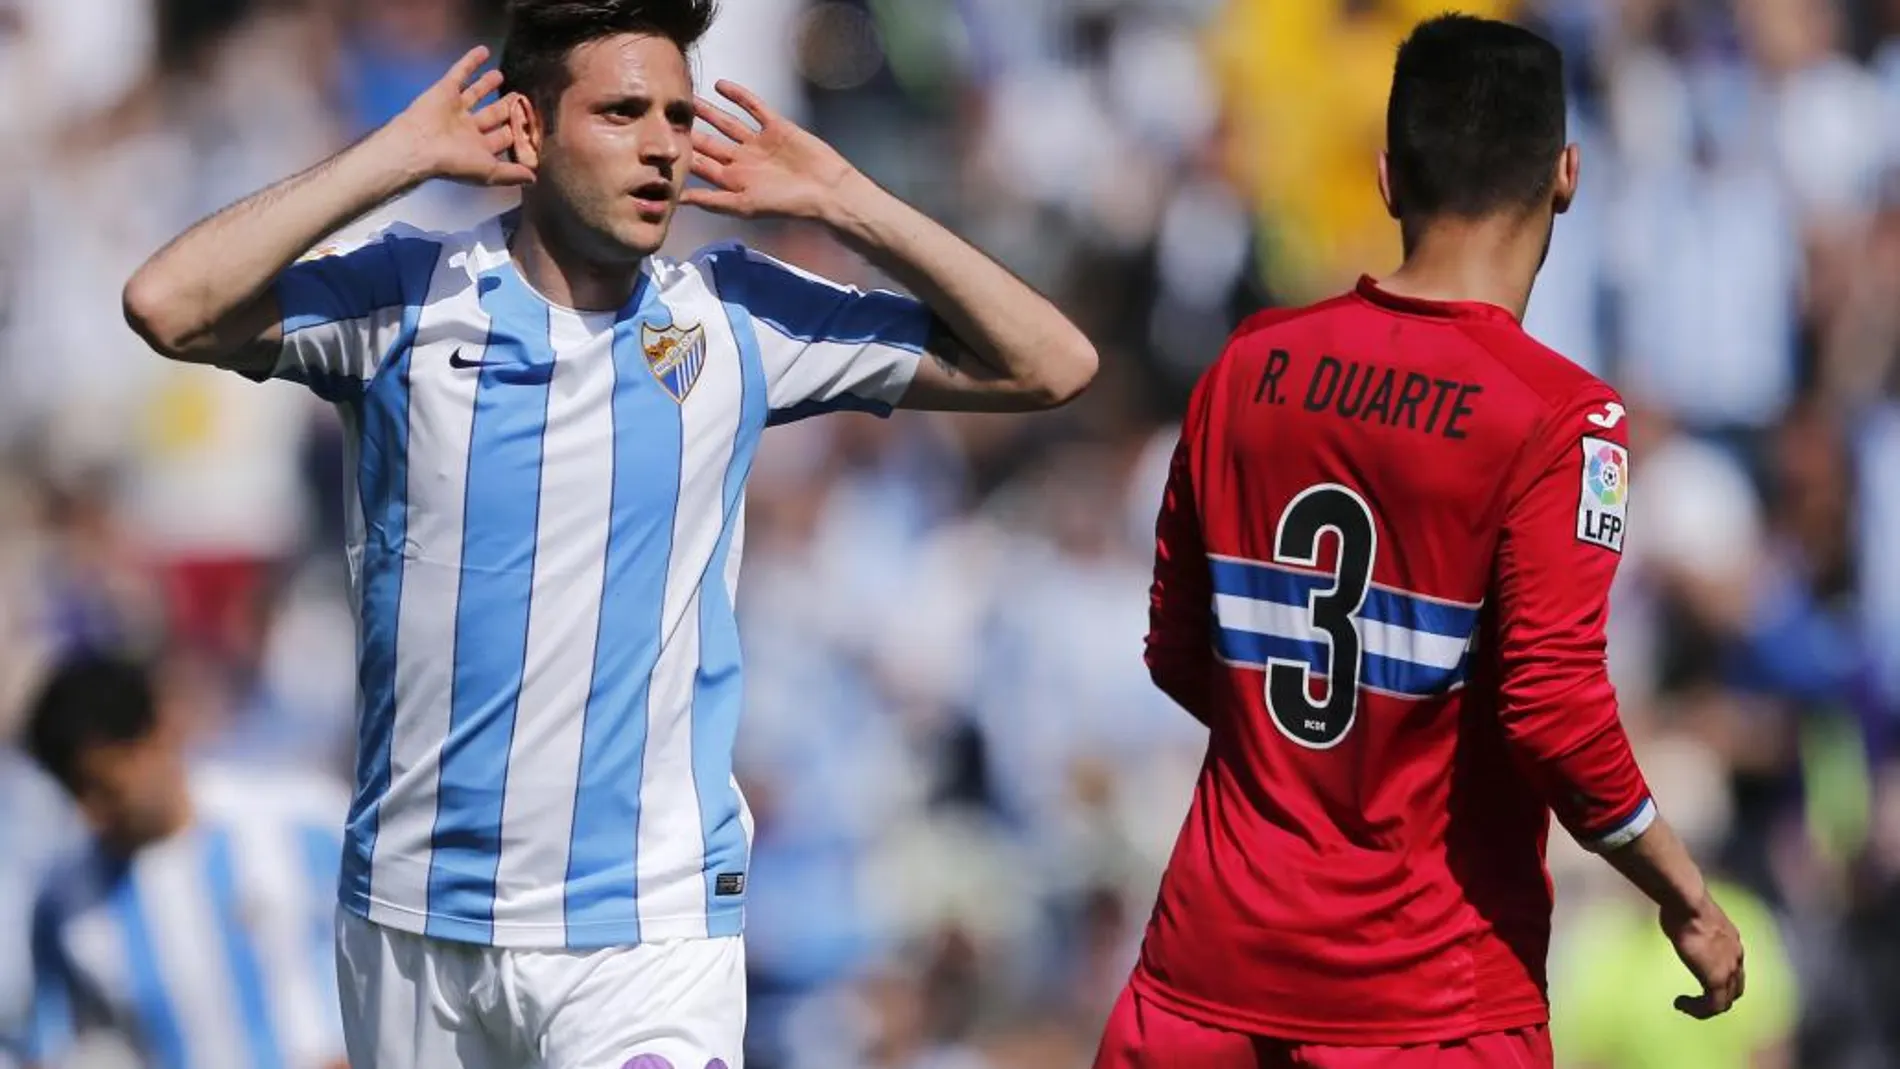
[335,908,745,1069]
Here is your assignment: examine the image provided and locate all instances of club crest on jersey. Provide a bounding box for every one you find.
[1577,436,1628,552]
[642,322,708,403]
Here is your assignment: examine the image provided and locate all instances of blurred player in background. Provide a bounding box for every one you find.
[1098,14,1745,1069]
[16,652,347,1069]
[119,0,1097,1065]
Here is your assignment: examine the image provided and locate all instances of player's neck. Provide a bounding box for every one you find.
[108,781,196,859]
[507,211,647,313]
[1382,215,1546,321]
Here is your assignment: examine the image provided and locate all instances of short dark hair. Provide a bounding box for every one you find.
[22,653,159,792]
[500,0,719,120]
[1386,14,1567,220]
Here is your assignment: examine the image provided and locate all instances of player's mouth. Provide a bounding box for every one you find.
[630,181,673,221]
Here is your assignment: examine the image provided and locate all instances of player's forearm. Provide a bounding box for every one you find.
[123,128,426,362]
[1505,697,1664,861]
[820,172,1097,408]
[1602,816,1715,920]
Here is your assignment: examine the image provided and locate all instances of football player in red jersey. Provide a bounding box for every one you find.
[1096,14,1746,1069]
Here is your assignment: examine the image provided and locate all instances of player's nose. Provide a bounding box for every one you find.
[639,123,684,165]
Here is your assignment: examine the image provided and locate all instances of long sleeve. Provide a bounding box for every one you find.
[1146,391,1217,726]
[1492,390,1654,851]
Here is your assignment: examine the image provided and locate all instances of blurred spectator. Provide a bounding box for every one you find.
[1605,24,1804,430]
[336,0,479,136]
[1860,405,1900,735]
[0,0,333,684]
[15,652,348,1069]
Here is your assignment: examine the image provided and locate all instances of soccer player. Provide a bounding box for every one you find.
[1097,15,1745,1069]
[17,652,348,1069]
[119,1,1097,1066]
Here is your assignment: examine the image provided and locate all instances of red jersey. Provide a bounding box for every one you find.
[1132,278,1655,1046]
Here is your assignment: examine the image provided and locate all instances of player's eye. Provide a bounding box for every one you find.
[665,102,694,129]
[602,99,650,122]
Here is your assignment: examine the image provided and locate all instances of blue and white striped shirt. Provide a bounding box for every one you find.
[260,213,930,948]
[25,766,346,1069]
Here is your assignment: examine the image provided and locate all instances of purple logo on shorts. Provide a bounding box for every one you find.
[707,1062,729,1069]
[620,1058,673,1069]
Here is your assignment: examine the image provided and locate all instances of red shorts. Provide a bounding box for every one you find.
[1093,984,1553,1069]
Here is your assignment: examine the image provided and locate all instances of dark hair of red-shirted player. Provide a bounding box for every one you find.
[1376,14,1576,319]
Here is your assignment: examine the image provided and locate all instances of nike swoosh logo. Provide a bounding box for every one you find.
[448,348,486,370]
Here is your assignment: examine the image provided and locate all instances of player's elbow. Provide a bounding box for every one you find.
[1146,645,1212,723]
[121,267,210,358]
[1019,328,1098,409]
[122,271,199,360]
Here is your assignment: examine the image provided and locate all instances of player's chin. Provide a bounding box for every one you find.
[609,217,670,258]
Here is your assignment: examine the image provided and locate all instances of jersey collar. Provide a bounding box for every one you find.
[1353,276,1520,325]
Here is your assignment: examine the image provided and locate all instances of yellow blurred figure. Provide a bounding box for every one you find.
[1206,0,1517,302]
[1551,878,1797,1069]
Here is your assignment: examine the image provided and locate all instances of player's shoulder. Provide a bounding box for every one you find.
[1226,293,1363,349]
[670,239,754,284]
[643,240,730,293]
[676,240,809,286]
[1191,294,1361,395]
[448,214,524,274]
[1453,316,1621,418]
[676,240,858,296]
[299,218,459,265]
[678,239,785,272]
[289,219,466,318]
[680,238,748,269]
[32,844,114,924]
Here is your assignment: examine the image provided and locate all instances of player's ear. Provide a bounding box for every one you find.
[1377,152,1401,219]
[508,92,542,170]
[1552,143,1580,216]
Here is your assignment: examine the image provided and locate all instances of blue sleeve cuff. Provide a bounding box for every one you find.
[1583,797,1657,853]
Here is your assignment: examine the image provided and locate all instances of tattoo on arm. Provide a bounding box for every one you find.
[926,315,993,381]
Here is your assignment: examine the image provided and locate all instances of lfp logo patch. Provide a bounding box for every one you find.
[1576,436,1628,552]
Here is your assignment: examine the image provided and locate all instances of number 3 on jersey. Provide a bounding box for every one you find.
[1267,485,1377,749]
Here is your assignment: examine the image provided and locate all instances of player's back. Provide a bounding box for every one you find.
[1133,277,1645,1045]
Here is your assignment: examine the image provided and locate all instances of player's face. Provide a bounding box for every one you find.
[69,734,188,853]
[534,33,695,260]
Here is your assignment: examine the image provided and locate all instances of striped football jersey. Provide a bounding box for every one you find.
[26,766,347,1069]
[255,213,929,948]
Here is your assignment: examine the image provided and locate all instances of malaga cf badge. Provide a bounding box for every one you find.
[642,322,708,403]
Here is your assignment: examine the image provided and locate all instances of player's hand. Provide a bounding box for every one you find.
[383,46,536,188]
[1660,893,1745,1019]
[686,81,861,222]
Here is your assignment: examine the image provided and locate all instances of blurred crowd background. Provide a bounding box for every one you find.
[3,0,1900,1066]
